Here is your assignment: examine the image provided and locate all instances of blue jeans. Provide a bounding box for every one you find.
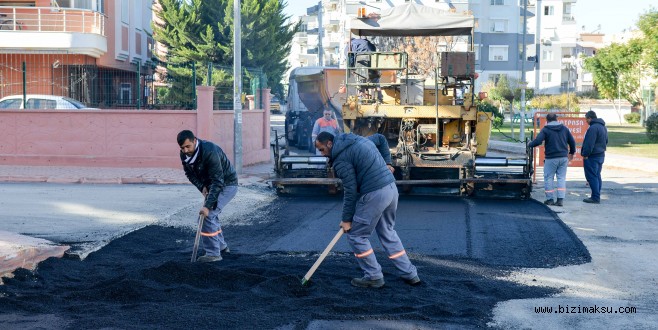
[584,157,604,201]
[543,157,569,200]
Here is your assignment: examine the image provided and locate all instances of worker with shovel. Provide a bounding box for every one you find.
[177,130,238,262]
[314,132,420,288]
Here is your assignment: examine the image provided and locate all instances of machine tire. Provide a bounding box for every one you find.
[285,117,296,146]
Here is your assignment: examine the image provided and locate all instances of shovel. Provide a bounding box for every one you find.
[191,213,206,262]
[301,228,344,286]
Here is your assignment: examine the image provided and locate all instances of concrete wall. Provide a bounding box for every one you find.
[0,86,270,169]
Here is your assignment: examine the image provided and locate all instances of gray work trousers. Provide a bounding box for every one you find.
[543,157,568,199]
[201,185,238,256]
[347,182,418,281]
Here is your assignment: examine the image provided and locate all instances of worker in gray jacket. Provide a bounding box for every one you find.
[315,132,420,288]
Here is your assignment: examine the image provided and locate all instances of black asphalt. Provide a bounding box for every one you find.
[0,195,590,329]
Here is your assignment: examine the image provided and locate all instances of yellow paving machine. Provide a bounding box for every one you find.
[271,4,532,198]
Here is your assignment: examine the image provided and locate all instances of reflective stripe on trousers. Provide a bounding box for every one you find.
[202,185,238,256]
[543,157,569,199]
[347,182,417,281]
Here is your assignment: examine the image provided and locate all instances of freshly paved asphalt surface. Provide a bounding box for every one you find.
[1,187,578,329]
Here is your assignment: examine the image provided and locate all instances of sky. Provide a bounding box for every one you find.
[282,0,656,35]
[572,0,655,35]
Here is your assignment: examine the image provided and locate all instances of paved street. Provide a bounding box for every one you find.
[1,128,658,328]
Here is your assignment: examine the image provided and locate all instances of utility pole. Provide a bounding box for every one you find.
[519,0,528,140]
[233,0,243,174]
[535,0,542,93]
[317,1,324,66]
[567,63,571,112]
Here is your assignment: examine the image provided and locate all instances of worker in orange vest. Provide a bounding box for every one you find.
[311,109,341,153]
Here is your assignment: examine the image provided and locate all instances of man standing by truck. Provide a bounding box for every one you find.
[315,131,420,288]
[177,130,238,262]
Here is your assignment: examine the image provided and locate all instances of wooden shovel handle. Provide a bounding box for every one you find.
[301,228,344,285]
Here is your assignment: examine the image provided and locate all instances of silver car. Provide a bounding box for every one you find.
[0,94,98,110]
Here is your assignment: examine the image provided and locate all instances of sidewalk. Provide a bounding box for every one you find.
[488,139,658,174]
[0,161,275,185]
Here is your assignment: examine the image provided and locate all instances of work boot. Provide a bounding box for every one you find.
[196,255,222,263]
[583,198,600,204]
[555,198,564,206]
[544,199,555,205]
[221,246,230,254]
[403,275,422,286]
[351,276,385,288]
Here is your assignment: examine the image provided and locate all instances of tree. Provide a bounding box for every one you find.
[583,39,645,124]
[152,0,297,101]
[637,9,658,73]
[378,36,466,78]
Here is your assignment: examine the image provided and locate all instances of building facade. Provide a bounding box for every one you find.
[286,0,583,95]
[0,0,154,107]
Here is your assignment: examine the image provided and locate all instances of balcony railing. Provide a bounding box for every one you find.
[0,6,105,35]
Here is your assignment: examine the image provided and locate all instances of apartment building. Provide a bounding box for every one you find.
[286,0,580,95]
[0,0,154,107]
[524,0,578,94]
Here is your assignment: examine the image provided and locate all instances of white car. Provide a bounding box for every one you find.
[0,94,98,110]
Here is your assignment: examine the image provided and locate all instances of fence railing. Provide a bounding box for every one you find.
[0,6,104,35]
[0,54,266,110]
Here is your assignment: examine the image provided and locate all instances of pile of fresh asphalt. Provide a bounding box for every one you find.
[0,196,587,329]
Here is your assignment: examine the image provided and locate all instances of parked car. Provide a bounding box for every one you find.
[0,95,98,110]
[270,95,282,114]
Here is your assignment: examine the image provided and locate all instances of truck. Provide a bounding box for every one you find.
[271,4,532,198]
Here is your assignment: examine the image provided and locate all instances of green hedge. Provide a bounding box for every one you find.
[647,113,658,141]
[624,112,641,124]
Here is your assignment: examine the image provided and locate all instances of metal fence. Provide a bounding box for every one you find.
[0,53,266,110]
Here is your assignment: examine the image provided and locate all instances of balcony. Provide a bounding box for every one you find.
[0,6,107,57]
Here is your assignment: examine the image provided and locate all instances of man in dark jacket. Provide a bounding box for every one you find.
[528,113,576,206]
[315,132,420,288]
[177,130,239,262]
[581,110,608,203]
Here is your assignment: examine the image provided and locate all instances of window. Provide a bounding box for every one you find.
[563,3,572,15]
[0,98,23,109]
[26,99,57,109]
[56,0,93,9]
[489,45,508,61]
[518,43,524,60]
[120,83,132,104]
[542,50,553,61]
[583,72,593,82]
[489,74,507,84]
[474,45,480,61]
[490,20,507,33]
[542,72,552,82]
[491,0,505,5]
[544,6,554,15]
